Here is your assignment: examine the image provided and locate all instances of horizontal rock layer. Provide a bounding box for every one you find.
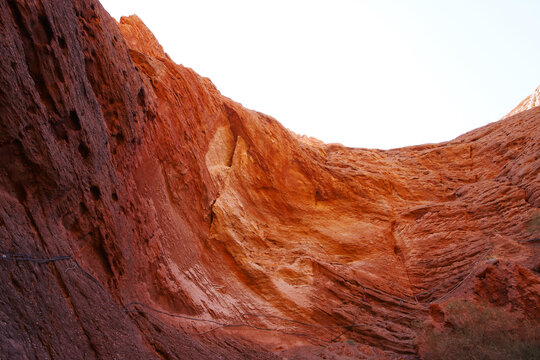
[0,0,538,358]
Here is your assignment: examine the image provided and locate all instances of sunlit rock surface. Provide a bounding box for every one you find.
[505,84,540,118]
[0,1,538,358]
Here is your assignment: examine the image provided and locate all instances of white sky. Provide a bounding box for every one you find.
[100,0,540,149]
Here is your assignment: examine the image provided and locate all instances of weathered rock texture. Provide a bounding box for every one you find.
[0,1,538,359]
[505,84,540,119]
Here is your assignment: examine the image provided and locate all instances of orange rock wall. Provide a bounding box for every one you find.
[0,1,538,358]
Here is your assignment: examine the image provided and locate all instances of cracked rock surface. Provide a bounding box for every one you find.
[0,1,538,358]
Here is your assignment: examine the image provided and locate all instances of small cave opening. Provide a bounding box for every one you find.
[90,185,101,200]
[79,201,88,214]
[78,142,90,158]
[69,110,81,130]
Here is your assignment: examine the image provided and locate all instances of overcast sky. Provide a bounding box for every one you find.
[100,0,540,149]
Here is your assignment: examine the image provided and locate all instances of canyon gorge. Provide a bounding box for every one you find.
[0,0,538,359]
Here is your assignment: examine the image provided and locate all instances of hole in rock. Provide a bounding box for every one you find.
[52,121,69,142]
[38,14,53,44]
[137,88,146,106]
[14,182,27,202]
[78,142,90,158]
[90,185,101,200]
[69,110,81,130]
[57,36,66,49]
[79,201,88,214]
[115,132,125,143]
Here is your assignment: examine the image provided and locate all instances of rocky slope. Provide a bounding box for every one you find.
[0,0,538,359]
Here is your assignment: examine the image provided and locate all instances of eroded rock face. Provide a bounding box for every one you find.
[505,85,540,119]
[0,1,538,359]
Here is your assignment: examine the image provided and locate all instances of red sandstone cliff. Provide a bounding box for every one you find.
[0,1,538,359]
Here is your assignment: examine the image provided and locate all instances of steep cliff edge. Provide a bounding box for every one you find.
[0,1,538,359]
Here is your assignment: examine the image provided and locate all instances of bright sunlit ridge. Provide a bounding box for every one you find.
[100,0,540,149]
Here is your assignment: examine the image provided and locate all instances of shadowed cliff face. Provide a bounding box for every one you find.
[0,1,538,359]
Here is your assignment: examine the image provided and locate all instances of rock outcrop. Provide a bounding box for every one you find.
[0,1,538,359]
[505,84,540,119]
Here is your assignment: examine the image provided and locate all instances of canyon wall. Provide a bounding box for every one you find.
[0,0,538,358]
